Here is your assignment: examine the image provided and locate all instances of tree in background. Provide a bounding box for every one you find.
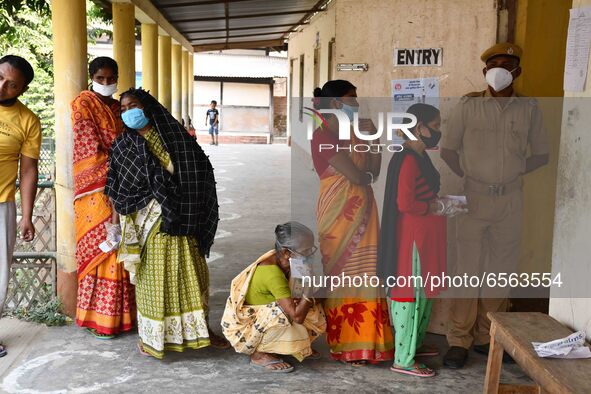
[0,0,112,141]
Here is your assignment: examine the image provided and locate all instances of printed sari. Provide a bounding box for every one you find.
[72,91,135,335]
[314,130,394,362]
[221,250,326,361]
[117,128,210,359]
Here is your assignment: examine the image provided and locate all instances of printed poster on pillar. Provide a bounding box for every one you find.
[391,78,440,150]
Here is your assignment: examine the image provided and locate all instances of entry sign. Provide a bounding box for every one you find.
[394,48,442,66]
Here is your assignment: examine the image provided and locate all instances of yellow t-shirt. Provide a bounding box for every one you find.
[0,100,42,202]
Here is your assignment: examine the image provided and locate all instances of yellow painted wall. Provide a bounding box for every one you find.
[514,0,571,276]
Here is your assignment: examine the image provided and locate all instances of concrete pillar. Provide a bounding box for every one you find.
[181,50,189,124]
[158,35,172,110]
[112,2,136,93]
[188,53,194,122]
[171,43,182,121]
[141,23,158,96]
[51,0,87,317]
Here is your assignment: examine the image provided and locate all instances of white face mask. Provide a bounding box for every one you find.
[485,67,518,92]
[92,82,118,97]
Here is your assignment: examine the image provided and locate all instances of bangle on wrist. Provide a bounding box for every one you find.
[365,171,374,184]
[437,200,445,214]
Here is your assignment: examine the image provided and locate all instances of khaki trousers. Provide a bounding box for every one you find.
[446,189,523,349]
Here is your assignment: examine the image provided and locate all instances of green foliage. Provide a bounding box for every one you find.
[7,291,69,326]
[0,1,114,140]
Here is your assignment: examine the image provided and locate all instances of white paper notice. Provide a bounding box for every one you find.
[532,331,591,359]
[564,7,591,92]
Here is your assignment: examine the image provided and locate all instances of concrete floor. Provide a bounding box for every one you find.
[0,144,532,393]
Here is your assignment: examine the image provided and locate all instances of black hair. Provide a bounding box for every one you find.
[274,221,314,253]
[313,80,356,109]
[404,103,440,139]
[211,100,217,105]
[120,87,153,118]
[0,55,34,86]
[89,56,118,79]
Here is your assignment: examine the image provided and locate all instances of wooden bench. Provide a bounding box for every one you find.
[484,312,591,394]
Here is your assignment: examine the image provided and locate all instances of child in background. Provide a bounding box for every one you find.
[205,100,219,145]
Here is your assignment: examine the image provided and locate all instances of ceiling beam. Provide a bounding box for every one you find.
[193,38,284,52]
[169,9,324,23]
[224,0,229,45]
[190,30,289,41]
[181,22,309,35]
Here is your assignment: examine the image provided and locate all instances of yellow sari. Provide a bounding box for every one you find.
[316,131,394,362]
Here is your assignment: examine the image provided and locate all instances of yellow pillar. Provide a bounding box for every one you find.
[181,49,189,124]
[112,2,135,93]
[188,53,194,123]
[51,0,87,317]
[171,43,182,121]
[158,35,172,110]
[141,23,158,96]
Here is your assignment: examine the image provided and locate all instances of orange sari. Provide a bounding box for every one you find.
[72,91,135,335]
[316,131,394,362]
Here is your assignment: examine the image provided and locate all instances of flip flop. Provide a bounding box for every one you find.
[250,359,294,373]
[86,328,115,340]
[390,362,435,378]
[0,344,7,358]
[416,347,440,357]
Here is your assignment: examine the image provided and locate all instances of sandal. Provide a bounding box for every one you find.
[390,362,435,378]
[137,342,150,357]
[250,358,294,373]
[340,359,367,367]
[416,346,440,357]
[307,349,322,360]
[0,343,7,358]
[86,328,115,340]
[208,331,231,349]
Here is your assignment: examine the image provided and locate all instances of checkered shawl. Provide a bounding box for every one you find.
[105,89,218,257]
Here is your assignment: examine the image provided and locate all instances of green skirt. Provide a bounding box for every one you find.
[120,201,211,359]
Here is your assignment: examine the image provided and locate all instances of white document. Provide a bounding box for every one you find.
[445,195,467,205]
[564,7,591,92]
[532,331,591,359]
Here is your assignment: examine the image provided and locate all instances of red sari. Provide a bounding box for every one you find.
[311,128,394,362]
[72,91,135,335]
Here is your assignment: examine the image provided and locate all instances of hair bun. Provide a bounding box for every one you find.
[313,87,322,98]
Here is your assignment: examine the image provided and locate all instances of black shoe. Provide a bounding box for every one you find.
[473,343,515,364]
[443,346,468,369]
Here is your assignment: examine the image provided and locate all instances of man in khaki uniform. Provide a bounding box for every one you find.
[440,43,549,368]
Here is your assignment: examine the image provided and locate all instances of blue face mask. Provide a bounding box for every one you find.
[122,108,149,130]
[340,102,359,122]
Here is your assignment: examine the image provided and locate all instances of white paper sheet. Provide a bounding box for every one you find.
[564,7,591,92]
[532,330,591,359]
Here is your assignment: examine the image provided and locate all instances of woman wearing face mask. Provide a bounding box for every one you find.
[221,222,326,373]
[378,103,458,377]
[71,57,135,339]
[105,88,229,358]
[310,80,394,366]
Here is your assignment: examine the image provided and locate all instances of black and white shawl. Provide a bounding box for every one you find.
[105,88,219,257]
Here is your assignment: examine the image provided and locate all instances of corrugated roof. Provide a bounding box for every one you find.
[150,0,331,51]
[194,53,288,78]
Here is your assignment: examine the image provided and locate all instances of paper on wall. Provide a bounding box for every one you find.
[532,330,591,359]
[564,7,591,92]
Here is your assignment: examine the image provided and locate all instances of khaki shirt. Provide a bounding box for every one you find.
[441,89,549,184]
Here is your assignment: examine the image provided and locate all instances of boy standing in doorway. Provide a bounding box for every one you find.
[205,100,219,145]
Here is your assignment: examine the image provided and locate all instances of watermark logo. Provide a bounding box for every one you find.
[304,108,418,153]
